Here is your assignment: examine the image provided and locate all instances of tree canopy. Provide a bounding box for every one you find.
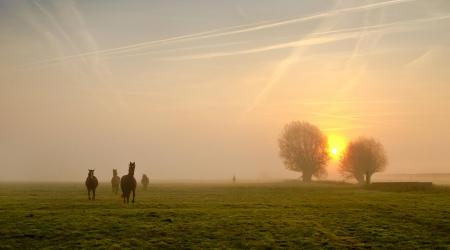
[278,121,330,182]
[340,137,387,184]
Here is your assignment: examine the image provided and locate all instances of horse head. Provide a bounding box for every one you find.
[128,162,136,176]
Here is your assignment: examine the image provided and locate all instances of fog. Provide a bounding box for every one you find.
[1,0,450,181]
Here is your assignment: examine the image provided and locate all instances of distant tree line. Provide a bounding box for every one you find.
[278,121,387,184]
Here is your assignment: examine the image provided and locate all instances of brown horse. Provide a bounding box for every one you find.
[111,169,120,195]
[121,162,136,204]
[85,169,98,200]
[141,174,149,190]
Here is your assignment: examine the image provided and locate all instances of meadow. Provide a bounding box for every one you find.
[0,182,449,249]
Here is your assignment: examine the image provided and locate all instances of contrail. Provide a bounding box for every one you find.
[170,14,450,60]
[25,0,418,67]
[240,15,337,116]
[67,0,129,111]
[107,41,247,59]
[32,0,89,66]
[238,13,450,115]
[170,33,358,60]
[175,0,418,41]
[24,20,274,67]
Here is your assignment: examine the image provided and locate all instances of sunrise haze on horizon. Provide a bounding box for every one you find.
[1,0,450,181]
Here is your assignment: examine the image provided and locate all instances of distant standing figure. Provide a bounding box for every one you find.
[233,175,236,183]
[121,162,137,204]
[141,174,149,190]
[85,169,98,200]
[111,169,120,195]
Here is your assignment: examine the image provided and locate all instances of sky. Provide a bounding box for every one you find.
[1,0,450,181]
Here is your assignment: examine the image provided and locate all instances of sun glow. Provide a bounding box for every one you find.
[331,147,338,155]
[327,135,347,160]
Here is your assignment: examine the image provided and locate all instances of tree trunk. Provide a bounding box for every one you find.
[302,172,313,182]
[365,174,371,185]
[356,174,365,184]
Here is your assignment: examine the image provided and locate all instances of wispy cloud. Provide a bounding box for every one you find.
[240,14,339,115]
[25,0,418,67]
[181,0,417,40]
[24,19,273,67]
[106,41,247,59]
[27,0,128,111]
[169,14,450,61]
[238,9,450,116]
[170,32,358,60]
[64,1,129,111]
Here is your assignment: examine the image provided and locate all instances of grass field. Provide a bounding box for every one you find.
[0,182,449,249]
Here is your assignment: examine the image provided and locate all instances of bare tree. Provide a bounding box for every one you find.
[278,121,329,182]
[340,137,387,184]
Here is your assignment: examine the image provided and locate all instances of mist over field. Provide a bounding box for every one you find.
[1,0,450,182]
[2,2,450,249]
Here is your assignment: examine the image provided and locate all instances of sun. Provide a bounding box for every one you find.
[331,147,338,155]
[327,134,347,160]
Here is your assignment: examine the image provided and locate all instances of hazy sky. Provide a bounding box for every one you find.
[1,0,450,181]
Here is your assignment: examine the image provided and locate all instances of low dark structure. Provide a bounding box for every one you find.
[141,174,149,190]
[121,162,137,204]
[85,169,98,200]
[368,182,433,191]
[111,169,120,195]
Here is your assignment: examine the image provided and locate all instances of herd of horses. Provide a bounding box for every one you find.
[85,161,149,204]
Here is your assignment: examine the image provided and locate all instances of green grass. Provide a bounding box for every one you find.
[0,182,449,249]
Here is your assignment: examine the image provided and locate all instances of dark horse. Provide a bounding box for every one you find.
[141,174,149,190]
[121,162,136,204]
[111,169,120,195]
[85,169,98,200]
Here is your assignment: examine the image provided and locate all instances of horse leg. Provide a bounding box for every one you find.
[88,189,91,200]
[132,188,135,203]
[93,189,96,200]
